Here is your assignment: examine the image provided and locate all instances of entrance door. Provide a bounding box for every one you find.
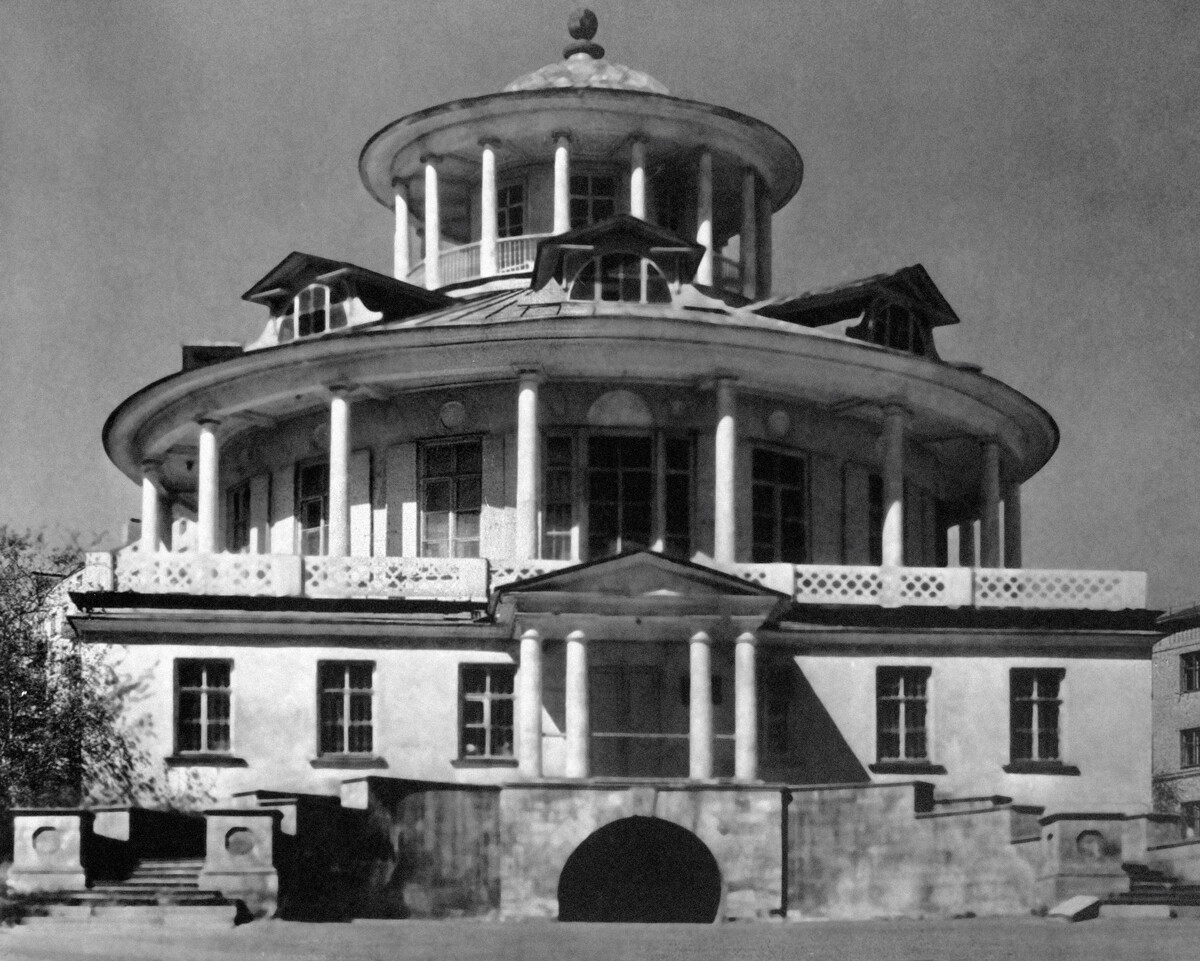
[590,666,663,777]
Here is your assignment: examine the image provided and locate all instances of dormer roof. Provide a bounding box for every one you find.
[241,251,452,318]
[531,214,704,290]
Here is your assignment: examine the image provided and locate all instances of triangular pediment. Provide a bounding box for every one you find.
[498,551,785,600]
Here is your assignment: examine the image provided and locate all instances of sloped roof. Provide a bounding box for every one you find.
[751,264,962,328]
[531,214,704,289]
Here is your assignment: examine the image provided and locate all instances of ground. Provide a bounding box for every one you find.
[1,917,1196,961]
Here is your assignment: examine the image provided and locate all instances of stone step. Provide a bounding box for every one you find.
[87,883,203,894]
[20,903,237,926]
[51,890,229,906]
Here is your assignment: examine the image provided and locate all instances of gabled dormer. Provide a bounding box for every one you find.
[241,251,452,350]
[532,214,705,305]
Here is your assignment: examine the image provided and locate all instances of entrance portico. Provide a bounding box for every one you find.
[497,551,786,782]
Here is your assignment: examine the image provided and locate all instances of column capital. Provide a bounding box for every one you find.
[551,130,573,144]
[712,371,738,387]
[324,383,355,400]
[514,364,544,383]
[735,631,759,646]
[519,627,542,642]
[628,134,647,148]
[196,416,221,429]
[565,629,588,644]
[390,176,410,193]
[881,400,912,420]
[689,631,714,646]
[478,136,502,150]
[419,152,441,166]
[140,457,164,475]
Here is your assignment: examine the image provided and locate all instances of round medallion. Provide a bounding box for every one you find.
[32,827,61,856]
[766,410,791,438]
[225,827,256,857]
[439,401,467,429]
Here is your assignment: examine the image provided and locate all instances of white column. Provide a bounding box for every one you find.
[734,632,758,781]
[565,630,589,778]
[714,377,737,564]
[328,388,352,557]
[881,404,907,568]
[980,439,1001,568]
[552,132,571,235]
[140,460,163,553]
[480,140,498,277]
[423,156,440,290]
[196,419,220,554]
[695,150,714,286]
[755,185,773,297]
[518,629,544,778]
[688,632,714,779]
[629,138,646,219]
[740,169,757,299]
[1003,482,1023,568]
[392,181,410,281]
[959,519,977,567]
[514,368,541,558]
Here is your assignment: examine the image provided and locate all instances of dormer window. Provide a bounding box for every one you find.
[849,299,931,356]
[570,174,616,229]
[568,254,672,304]
[279,282,347,342]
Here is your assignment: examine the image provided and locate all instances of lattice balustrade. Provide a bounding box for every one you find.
[973,568,1147,610]
[894,567,973,607]
[489,559,575,589]
[793,565,883,604]
[75,552,115,592]
[732,564,795,595]
[303,556,489,601]
[114,553,300,597]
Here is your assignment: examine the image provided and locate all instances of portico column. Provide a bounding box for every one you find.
[734,632,758,781]
[140,460,163,553]
[564,630,590,778]
[740,169,758,300]
[629,138,646,219]
[422,155,440,290]
[689,632,714,779]
[755,185,773,297]
[552,132,571,235]
[479,139,498,277]
[327,388,352,557]
[196,419,220,554]
[392,180,410,280]
[980,439,1001,567]
[1003,482,1023,568]
[881,404,907,568]
[514,367,542,558]
[714,377,737,564]
[959,519,977,567]
[518,629,544,778]
[695,150,714,286]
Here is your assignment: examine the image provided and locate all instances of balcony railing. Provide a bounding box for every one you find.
[77,553,1147,611]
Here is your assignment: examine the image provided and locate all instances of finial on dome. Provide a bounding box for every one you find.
[565,8,605,60]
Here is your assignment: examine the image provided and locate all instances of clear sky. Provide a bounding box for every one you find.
[1,0,1196,607]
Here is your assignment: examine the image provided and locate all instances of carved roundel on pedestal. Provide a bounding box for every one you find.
[766,409,790,438]
[225,827,256,857]
[439,401,467,429]
[32,826,61,855]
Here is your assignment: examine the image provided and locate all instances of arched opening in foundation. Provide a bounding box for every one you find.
[557,815,722,922]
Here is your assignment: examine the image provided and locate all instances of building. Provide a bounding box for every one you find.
[13,10,1165,922]
[1153,611,1200,831]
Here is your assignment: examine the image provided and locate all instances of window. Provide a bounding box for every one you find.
[1183,728,1200,770]
[1182,653,1200,693]
[751,448,808,563]
[587,435,653,557]
[297,461,329,556]
[226,481,251,554]
[279,283,348,342]
[1010,669,1063,763]
[543,435,575,560]
[319,662,374,756]
[497,183,524,238]
[176,660,231,754]
[876,667,930,762]
[420,439,482,558]
[1182,801,1200,839]
[569,173,616,228]
[460,665,515,759]
[850,300,929,356]
[662,437,692,557]
[568,254,671,304]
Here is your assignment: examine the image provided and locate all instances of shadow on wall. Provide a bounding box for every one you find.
[760,659,870,784]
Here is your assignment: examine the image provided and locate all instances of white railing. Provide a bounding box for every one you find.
[78,553,1147,611]
[404,234,551,289]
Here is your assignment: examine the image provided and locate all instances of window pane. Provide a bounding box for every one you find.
[178,662,204,689]
[347,665,372,690]
[424,445,454,476]
[463,699,485,725]
[462,728,487,757]
[208,663,231,690]
[457,476,482,510]
[463,668,487,695]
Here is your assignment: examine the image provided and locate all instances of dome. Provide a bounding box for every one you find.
[503,8,669,95]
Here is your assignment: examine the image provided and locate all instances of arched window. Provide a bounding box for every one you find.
[279,282,348,342]
[568,254,671,304]
[851,299,929,356]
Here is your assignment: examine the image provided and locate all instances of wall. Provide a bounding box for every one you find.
[796,653,1151,814]
[1152,628,1200,809]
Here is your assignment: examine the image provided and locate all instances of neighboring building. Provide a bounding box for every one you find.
[1152,613,1200,833]
[35,11,1163,921]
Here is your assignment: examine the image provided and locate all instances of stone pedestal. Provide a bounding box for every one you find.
[198,808,282,917]
[8,809,93,893]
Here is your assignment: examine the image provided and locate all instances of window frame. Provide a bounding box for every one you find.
[569,172,617,229]
[315,660,377,762]
[418,436,483,558]
[1182,728,1200,770]
[1182,800,1200,839]
[295,458,330,557]
[750,445,811,564]
[496,180,525,239]
[226,480,252,554]
[1004,668,1078,775]
[872,666,934,768]
[456,664,517,764]
[173,658,233,757]
[1182,652,1200,694]
[566,252,672,304]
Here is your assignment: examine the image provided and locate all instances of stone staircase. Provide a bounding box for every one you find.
[1099,863,1200,917]
[17,858,239,925]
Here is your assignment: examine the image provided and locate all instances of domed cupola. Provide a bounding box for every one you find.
[359,9,802,300]
[503,9,670,94]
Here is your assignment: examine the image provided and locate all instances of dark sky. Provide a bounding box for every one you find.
[2,0,1197,607]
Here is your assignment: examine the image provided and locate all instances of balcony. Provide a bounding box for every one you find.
[404,233,744,296]
[76,552,1147,611]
